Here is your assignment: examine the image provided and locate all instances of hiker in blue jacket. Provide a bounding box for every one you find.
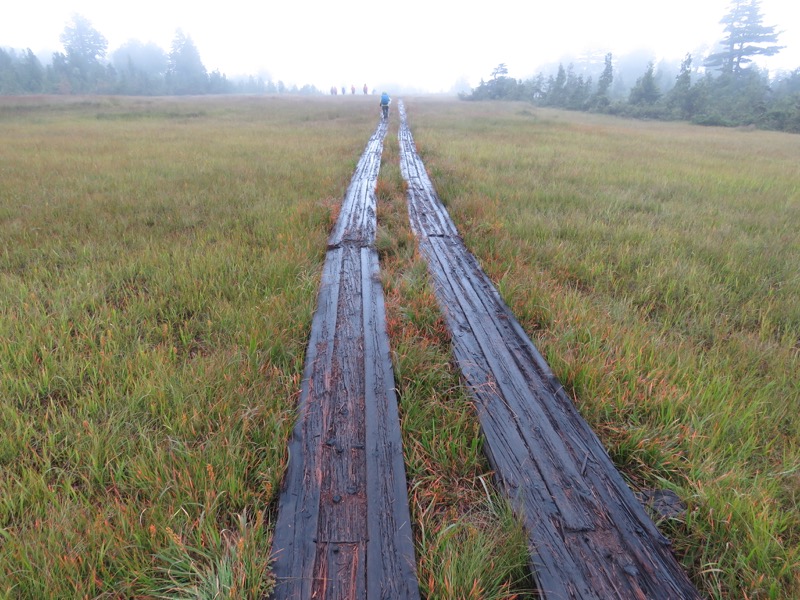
[380,92,391,120]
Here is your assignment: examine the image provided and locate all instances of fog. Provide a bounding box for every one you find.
[4,0,799,93]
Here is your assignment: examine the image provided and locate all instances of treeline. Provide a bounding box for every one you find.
[463,0,800,133]
[0,15,322,96]
[465,58,800,133]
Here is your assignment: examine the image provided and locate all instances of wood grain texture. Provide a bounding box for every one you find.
[270,121,419,600]
[398,102,699,600]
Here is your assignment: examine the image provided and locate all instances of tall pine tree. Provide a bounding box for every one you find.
[704,0,783,75]
[58,14,108,92]
[628,62,661,105]
[591,53,614,109]
[166,30,208,95]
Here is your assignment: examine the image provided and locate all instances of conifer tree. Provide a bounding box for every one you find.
[629,62,661,105]
[58,14,108,92]
[596,53,614,98]
[167,30,208,95]
[704,0,783,75]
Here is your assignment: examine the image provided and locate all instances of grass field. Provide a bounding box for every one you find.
[0,95,371,597]
[1,95,798,598]
[402,98,799,599]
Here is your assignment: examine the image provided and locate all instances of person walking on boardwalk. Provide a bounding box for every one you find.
[380,91,391,120]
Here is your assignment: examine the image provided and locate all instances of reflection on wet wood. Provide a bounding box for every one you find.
[271,121,419,600]
[398,102,699,600]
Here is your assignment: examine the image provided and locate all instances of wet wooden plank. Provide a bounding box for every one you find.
[398,102,699,600]
[271,122,419,599]
[328,127,384,248]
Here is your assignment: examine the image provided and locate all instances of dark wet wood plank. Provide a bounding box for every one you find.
[398,102,699,600]
[271,122,419,600]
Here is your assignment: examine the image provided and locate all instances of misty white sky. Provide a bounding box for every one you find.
[3,0,799,92]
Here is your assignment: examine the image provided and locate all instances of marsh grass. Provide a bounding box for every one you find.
[0,95,375,597]
[377,130,533,599]
[3,94,797,599]
[402,98,800,599]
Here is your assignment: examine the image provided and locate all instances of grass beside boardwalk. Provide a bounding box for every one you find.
[376,132,533,598]
[3,94,798,599]
[0,95,374,597]
[403,98,800,599]
[0,95,532,599]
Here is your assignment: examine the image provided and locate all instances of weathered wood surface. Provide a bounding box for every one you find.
[398,102,699,600]
[270,121,420,599]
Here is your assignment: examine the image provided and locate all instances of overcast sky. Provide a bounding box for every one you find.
[3,0,799,92]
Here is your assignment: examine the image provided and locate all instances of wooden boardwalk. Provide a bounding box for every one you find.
[270,121,420,599]
[398,102,699,600]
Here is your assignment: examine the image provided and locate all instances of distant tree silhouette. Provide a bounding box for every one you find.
[491,63,508,80]
[0,49,21,93]
[545,64,568,107]
[704,0,783,75]
[458,22,798,132]
[112,40,168,95]
[19,49,45,93]
[166,30,208,94]
[465,63,527,100]
[628,62,661,105]
[591,53,614,109]
[208,69,232,93]
[666,54,697,119]
[57,14,108,92]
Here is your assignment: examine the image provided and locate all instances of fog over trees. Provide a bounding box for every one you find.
[704,0,784,74]
[1,2,799,132]
[0,14,321,96]
[111,40,168,95]
[463,0,800,132]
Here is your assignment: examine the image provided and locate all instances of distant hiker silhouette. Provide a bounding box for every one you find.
[380,91,391,120]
